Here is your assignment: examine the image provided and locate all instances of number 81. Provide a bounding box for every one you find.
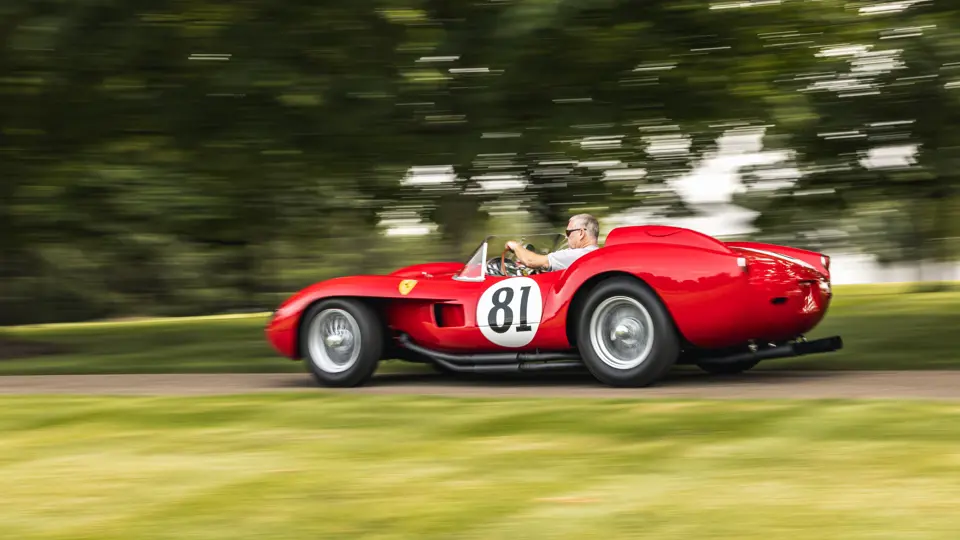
[487,286,533,334]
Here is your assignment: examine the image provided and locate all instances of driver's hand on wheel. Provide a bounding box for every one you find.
[505,240,519,251]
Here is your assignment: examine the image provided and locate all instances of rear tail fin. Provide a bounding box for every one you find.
[725,241,830,278]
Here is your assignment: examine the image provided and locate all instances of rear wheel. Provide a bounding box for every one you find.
[300,299,383,387]
[576,277,680,387]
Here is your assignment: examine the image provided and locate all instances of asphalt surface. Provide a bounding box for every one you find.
[1,370,959,399]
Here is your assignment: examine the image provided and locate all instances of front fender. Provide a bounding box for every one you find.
[543,243,755,349]
[389,262,463,278]
[266,275,459,358]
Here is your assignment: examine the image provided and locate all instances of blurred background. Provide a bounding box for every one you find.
[2,0,958,326]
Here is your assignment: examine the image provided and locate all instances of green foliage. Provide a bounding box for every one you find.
[2,0,959,323]
[736,1,960,265]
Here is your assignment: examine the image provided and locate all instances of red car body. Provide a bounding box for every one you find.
[266,224,840,384]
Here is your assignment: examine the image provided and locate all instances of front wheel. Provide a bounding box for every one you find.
[299,299,383,387]
[576,277,680,387]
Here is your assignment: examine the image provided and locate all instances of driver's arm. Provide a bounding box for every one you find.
[506,241,550,270]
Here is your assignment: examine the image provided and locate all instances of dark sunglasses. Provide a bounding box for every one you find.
[565,228,584,237]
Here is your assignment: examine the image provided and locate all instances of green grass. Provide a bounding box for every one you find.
[0,314,296,375]
[1,394,960,539]
[0,284,957,375]
[770,284,960,370]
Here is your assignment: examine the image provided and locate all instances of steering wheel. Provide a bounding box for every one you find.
[501,247,537,277]
[501,248,513,276]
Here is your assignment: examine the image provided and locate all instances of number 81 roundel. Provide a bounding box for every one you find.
[476,277,544,347]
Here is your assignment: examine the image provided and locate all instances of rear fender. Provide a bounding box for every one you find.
[605,225,734,253]
[543,243,754,349]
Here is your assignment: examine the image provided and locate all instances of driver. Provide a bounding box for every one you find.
[505,213,600,272]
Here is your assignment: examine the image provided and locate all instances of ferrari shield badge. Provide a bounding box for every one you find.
[398,279,418,295]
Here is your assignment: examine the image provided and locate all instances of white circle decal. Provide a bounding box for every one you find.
[476,277,543,348]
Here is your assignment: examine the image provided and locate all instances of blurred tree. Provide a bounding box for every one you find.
[736,0,960,285]
[3,0,960,324]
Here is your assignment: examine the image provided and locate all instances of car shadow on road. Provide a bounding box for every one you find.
[353,366,846,389]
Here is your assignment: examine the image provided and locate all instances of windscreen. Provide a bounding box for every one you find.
[454,233,566,280]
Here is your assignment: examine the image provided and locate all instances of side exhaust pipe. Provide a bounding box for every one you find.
[706,335,843,365]
[396,333,584,373]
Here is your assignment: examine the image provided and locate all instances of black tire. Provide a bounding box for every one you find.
[696,359,760,375]
[299,298,383,387]
[575,277,680,387]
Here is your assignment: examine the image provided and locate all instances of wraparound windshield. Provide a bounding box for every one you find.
[454,233,567,281]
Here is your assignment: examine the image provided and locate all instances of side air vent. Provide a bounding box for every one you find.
[434,303,465,327]
[771,297,788,305]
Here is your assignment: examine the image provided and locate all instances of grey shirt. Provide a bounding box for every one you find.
[547,245,599,271]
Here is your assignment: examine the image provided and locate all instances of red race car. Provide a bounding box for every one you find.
[265,225,842,388]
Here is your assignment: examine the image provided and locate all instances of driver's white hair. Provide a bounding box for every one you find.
[569,213,599,240]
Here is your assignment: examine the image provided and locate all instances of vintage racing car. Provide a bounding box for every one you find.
[265,225,843,387]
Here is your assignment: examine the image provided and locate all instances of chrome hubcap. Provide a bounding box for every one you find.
[308,309,361,373]
[613,320,641,342]
[590,296,654,369]
[324,334,345,348]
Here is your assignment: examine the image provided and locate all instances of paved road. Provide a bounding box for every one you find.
[0,370,959,399]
